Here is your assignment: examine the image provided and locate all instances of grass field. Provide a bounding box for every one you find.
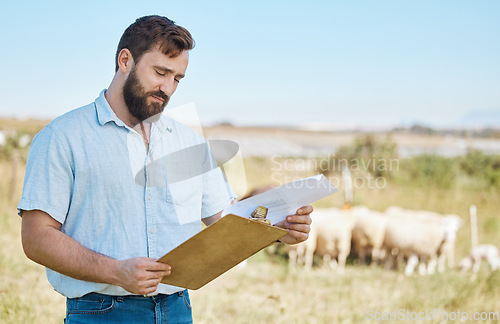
[1,126,499,323]
[191,256,500,324]
[1,227,499,323]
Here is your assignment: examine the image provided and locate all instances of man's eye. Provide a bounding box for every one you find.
[155,70,165,76]
[174,78,180,83]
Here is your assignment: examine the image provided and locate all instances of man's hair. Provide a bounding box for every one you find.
[115,15,195,71]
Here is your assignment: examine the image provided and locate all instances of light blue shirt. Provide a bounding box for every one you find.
[18,90,236,298]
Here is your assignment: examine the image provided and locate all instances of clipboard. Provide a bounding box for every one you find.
[156,214,288,290]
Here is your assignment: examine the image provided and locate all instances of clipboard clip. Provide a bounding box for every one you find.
[250,206,271,225]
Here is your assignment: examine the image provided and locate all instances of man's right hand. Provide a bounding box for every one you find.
[114,257,171,295]
[21,209,171,296]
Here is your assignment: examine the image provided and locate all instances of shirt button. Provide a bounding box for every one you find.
[147,195,152,201]
[149,228,154,234]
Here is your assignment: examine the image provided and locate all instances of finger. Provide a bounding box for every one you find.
[144,277,163,287]
[138,277,163,293]
[146,261,171,272]
[148,266,172,278]
[147,267,171,276]
[286,215,312,225]
[296,205,313,215]
[287,230,309,242]
[285,223,310,234]
[144,270,170,281]
[133,257,166,270]
[139,284,160,296]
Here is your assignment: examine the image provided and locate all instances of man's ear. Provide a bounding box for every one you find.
[117,49,134,73]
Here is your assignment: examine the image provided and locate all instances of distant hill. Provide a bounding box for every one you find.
[460,110,500,128]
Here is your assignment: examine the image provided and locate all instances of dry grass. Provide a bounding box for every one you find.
[0,215,66,323]
[1,125,499,323]
[0,159,66,323]
[190,255,500,324]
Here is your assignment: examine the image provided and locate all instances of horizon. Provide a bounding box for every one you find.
[1,115,499,133]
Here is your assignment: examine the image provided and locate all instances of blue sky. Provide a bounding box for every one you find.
[0,0,499,127]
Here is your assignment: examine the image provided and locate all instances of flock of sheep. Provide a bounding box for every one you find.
[286,205,500,276]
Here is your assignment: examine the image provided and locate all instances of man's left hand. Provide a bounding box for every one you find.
[274,205,313,244]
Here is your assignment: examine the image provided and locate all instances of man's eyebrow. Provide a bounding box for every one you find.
[153,65,185,78]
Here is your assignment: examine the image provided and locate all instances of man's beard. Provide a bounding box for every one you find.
[122,66,169,123]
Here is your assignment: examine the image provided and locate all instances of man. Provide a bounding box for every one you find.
[18,15,312,323]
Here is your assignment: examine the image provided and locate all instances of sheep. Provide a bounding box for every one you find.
[383,209,443,275]
[458,244,500,273]
[311,208,357,274]
[288,207,356,274]
[351,207,388,266]
[383,214,446,276]
[383,207,462,275]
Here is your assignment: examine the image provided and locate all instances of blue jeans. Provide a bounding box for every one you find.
[64,290,192,323]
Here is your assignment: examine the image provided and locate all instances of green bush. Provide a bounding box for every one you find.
[459,149,500,187]
[401,155,457,189]
[315,136,500,191]
[317,134,398,178]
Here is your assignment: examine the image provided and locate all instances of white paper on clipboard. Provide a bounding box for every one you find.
[221,174,338,225]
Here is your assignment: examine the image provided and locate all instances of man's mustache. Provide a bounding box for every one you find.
[150,91,169,101]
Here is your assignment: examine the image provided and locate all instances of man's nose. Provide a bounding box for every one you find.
[159,78,177,97]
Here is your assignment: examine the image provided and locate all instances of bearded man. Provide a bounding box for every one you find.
[18,15,312,323]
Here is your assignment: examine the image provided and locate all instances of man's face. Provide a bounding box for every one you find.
[122,48,189,122]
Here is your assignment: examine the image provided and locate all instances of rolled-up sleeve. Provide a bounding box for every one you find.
[17,124,74,224]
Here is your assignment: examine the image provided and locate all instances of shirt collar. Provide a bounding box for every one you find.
[95,89,127,127]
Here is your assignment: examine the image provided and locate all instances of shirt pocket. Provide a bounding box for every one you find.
[169,176,203,224]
